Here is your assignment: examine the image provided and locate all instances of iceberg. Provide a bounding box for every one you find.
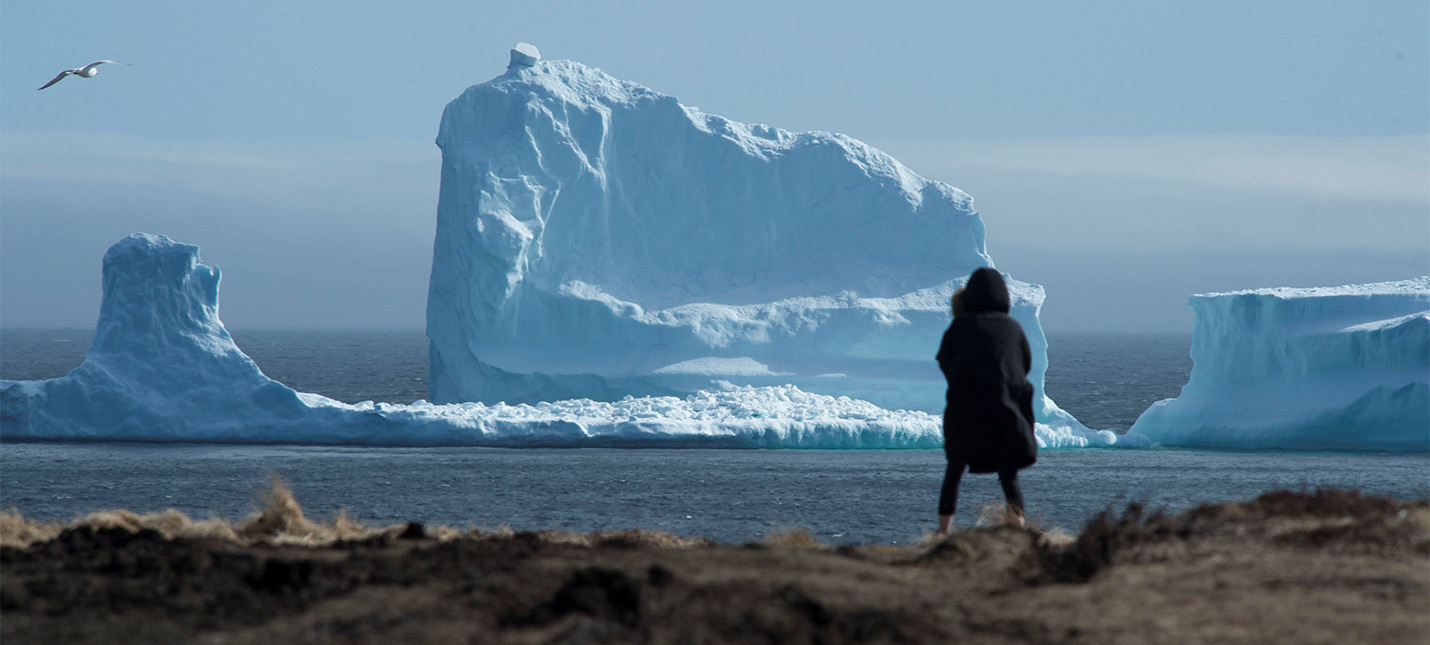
[428,48,1130,447]
[0,231,1119,449]
[1129,278,1430,451]
[0,233,944,447]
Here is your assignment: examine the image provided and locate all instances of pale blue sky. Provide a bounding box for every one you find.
[2,0,1426,331]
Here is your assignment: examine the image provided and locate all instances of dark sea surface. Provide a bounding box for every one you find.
[3,330,1424,544]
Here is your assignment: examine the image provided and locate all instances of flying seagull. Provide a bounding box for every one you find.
[37,60,129,90]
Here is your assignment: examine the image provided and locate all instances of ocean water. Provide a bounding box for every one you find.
[2,330,1424,544]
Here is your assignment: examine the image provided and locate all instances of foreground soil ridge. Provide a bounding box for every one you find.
[3,486,1427,644]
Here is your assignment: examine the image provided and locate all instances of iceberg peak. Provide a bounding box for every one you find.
[508,42,540,69]
[91,233,226,358]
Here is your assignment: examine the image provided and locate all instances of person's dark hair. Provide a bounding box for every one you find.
[951,288,966,317]
[961,268,1011,314]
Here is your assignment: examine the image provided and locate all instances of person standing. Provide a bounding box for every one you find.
[935,268,1038,533]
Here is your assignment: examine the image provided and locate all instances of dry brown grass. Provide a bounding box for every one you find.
[0,475,712,550]
[0,510,62,549]
[1035,526,1076,549]
[973,501,1024,527]
[1,508,242,549]
[0,475,387,549]
[913,504,1074,552]
[763,527,831,550]
[534,527,713,549]
[5,488,1425,645]
[909,502,1025,549]
[913,529,945,549]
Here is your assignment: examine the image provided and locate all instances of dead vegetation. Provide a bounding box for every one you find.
[763,528,832,550]
[2,484,1425,644]
[2,474,377,549]
[4,479,1421,560]
[0,474,711,551]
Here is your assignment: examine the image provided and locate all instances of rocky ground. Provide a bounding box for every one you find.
[3,487,1427,644]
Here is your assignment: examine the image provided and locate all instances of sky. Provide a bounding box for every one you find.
[1,0,1426,333]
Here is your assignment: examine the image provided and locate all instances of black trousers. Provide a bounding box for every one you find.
[938,457,1024,517]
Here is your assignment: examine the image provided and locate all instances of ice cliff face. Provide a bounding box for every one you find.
[1129,278,1430,451]
[428,51,1107,443]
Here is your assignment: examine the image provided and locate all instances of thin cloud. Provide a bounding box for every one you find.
[879,135,1430,204]
[0,131,437,205]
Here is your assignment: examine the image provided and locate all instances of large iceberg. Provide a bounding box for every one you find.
[428,47,1126,446]
[1129,278,1430,451]
[0,234,946,447]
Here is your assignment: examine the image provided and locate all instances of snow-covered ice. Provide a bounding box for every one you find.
[1129,278,1430,451]
[0,233,1113,448]
[427,49,1132,447]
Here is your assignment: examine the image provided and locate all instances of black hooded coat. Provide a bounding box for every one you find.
[935,268,1038,473]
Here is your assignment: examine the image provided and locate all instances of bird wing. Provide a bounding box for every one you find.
[37,70,71,90]
[80,60,129,73]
